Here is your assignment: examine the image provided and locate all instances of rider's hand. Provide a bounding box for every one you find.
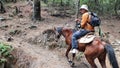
[75,19,80,23]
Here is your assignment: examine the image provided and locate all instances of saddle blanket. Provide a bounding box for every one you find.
[78,35,95,43]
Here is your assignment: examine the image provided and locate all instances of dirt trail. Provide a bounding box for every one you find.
[0,1,120,68]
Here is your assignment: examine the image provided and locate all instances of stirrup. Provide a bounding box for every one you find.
[71,49,78,54]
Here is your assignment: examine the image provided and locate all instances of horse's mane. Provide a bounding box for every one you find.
[63,28,76,33]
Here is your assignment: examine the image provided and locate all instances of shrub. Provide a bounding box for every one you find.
[0,42,14,64]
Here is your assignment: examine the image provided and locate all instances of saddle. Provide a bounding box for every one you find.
[78,32,95,43]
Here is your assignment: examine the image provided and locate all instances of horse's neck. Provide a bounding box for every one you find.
[62,30,72,38]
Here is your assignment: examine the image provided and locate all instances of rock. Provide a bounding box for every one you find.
[3,25,9,28]
[9,30,21,36]
[48,41,58,49]
[7,37,14,42]
[9,14,14,17]
[0,25,9,30]
[0,16,6,21]
[17,13,24,18]
[115,40,120,44]
[42,29,55,34]
[112,39,120,46]
[16,25,20,28]
[29,25,37,29]
[119,31,120,33]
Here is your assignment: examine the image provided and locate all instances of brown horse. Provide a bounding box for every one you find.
[54,27,119,68]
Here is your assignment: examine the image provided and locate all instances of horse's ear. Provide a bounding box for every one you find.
[53,27,56,30]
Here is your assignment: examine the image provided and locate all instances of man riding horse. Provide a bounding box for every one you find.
[72,4,94,53]
[54,4,119,68]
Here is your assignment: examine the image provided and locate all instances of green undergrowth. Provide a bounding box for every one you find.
[0,42,14,64]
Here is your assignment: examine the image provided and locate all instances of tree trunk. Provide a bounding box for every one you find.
[95,0,98,5]
[43,0,48,4]
[52,0,55,6]
[75,0,80,18]
[32,0,41,21]
[0,63,4,68]
[5,0,7,2]
[60,0,63,6]
[66,0,70,6]
[75,0,80,30]
[114,0,119,18]
[11,0,17,3]
[0,1,6,13]
[13,6,20,15]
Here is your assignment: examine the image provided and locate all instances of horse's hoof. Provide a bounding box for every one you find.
[68,60,72,64]
[70,62,75,67]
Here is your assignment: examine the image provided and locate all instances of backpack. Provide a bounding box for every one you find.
[88,12,101,27]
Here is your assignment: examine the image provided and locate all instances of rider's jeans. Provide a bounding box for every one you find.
[72,29,90,49]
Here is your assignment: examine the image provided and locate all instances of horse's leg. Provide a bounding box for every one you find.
[85,55,97,68]
[98,52,106,68]
[66,44,75,67]
[66,44,71,62]
[69,53,76,67]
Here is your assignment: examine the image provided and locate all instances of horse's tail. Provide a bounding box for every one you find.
[104,44,119,68]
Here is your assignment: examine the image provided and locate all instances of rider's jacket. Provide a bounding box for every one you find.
[81,12,95,31]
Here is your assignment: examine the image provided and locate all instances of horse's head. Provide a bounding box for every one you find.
[54,27,63,42]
